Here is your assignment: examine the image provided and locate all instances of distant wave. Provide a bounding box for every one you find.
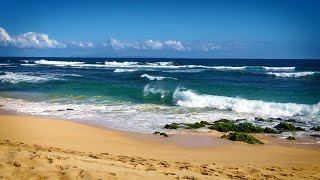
[113,69,138,73]
[0,72,61,84]
[172,88,320,117]
[141,74,177,81]
[262,66,295,71]
[35,59,85,66]
[266,72,317,78]
[0,63,10,66]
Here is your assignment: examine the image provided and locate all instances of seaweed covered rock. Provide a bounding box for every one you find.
[210,121,276,134]
[183,121,209,129]
[209,121,236,132]
[311,126,320,131]
[274,122,305,132]
[164,123,179,129]
[221,132,264,144]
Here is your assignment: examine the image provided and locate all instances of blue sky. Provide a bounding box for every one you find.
[0,0,319,58]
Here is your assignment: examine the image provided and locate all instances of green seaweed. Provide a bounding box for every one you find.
[221,132,264,144]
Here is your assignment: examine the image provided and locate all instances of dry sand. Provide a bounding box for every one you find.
[0,115,320,179]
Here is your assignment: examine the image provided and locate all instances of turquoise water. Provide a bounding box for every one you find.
[0,57,319,135]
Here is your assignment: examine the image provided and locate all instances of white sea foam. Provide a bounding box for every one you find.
[267,72,317,78]
[0,72,61,84]
[262,66,295,71]
[20,60,30,63]
[0,63,10,66]
[34,59,85,66]
[141,74,177,81]
[113,69,138,73]
[173,88,320,117]
[0,97,248,133]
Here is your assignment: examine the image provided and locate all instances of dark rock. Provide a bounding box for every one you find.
[310,127,320,131]
[159,132,168,137]
[66,108,74,111]
[286,136,296,140]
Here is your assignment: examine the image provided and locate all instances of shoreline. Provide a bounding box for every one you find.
[1,114,320,179]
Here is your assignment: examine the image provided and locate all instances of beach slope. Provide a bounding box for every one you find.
[1,115,320,179]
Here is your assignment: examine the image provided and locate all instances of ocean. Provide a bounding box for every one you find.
[0,57,319,137]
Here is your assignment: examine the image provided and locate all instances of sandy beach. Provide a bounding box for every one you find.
[0,115,319,179]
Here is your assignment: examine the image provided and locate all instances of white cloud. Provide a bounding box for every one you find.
[164,40,185,51]
[109,38,186,51]
[144,40,163,50]
[68,41,95,48]
[0,27,96,49]
[13,32,65,48]
[0,26,258,53]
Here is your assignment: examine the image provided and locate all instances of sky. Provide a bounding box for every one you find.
[0,0,319,58]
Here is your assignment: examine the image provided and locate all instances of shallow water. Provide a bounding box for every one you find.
[0,57,319,139]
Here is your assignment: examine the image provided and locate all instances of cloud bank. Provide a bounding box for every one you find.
[0,26,259,53]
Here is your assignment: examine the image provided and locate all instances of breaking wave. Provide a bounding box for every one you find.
[172,88,320,117]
